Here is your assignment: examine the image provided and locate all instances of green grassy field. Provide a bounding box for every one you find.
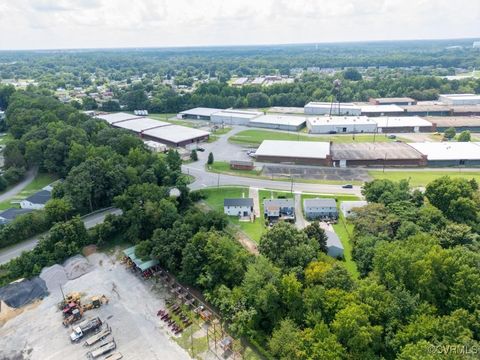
[200,186,264,242]
[207,162,362,185]
[208,161,261,177]
[0,173,58,210]
[300,193,360,278]
[369,170,480,187]
[229,129,405,146]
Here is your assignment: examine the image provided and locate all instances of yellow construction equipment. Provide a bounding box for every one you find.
[82,295,109,311]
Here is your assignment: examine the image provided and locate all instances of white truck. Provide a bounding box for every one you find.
[70,317,102,343]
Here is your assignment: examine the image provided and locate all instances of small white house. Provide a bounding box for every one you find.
[325,230,344,258]
[224,198,254,217]
[340,201,368,217]
[20,190,52,210]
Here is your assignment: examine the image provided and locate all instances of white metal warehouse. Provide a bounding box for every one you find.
[407,142,480,166]
[439,94,480,106]
[306,116,377,134]
[211,109,263,125]
[248,114,307,131]
[374,116,434,133]
[304,102,362,116]
[142,125,210,147]
[95,112,142,124]
[359,104,405,117]
[113,117,170,132]
[255,140,331,165]
[177,107,224,120]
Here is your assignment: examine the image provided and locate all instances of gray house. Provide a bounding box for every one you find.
[263,198,295,222]
[0,208,34,225]
[325,230,344,258]
[304,198,338,220]
[224,198,254,217]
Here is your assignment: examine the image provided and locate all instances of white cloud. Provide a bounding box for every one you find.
[0,0,478,49]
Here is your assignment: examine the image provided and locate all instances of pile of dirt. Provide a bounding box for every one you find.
[63,255,92,280]
[39,264,68,293]
[0,278,48,308]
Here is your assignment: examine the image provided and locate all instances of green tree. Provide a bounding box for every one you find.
[269,319,305,360]
[303,222,328,253]
[259,222,319,273]
[45,198,74,223]
[190,149,198,161]
[343,68,362,81]
[207,152,214,165]
[457,130,471,142]
[443,127,456,140]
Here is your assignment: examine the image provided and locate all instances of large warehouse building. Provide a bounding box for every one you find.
[95,112,142,124]
[374,116,435,133]
[255,140,331,166]
[359,104,405,117]
[331,142,427,167]
[249,114,306,131]
[408,142,480,167]
[427,116,480,132]
[94,112,210,147]
[306,116,377,134]
[211,109,263,125]
[142,125,210,147]
[304,102,362,116]
[439,94,480,106]
[370,97,417,106]
[177,107,223,121]
[113,117,170,132]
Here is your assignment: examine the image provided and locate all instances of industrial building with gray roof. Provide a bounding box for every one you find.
[330,142,426,167]
[255,140,331,165]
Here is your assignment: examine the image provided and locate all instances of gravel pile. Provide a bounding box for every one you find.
[63,255,92,280]
[0,278,48,308]
[40,264,68,293]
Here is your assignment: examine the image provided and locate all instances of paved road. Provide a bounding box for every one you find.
[0,208,122,265]
[294,192,309,230]
[184,165,363,196]
[0,167,38,202]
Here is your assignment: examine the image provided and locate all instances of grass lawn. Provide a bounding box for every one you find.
[0,133,13,145]
[0,172,58,210]
[212,127,232,136]
[300,193,360,278]
[369,170,480,187]
[207,161,362,185]
[333,214,359,278]
[207,161,262,177]
[200,186,264,242]
[229,129,406,146]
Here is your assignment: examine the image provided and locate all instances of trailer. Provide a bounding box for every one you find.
[103,352,123,360]
[87,339,116,359]
[71,317,102,343]
[84,324,111,347]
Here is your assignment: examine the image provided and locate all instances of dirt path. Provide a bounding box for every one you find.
[294,192,309,230]
[248,187,260,217]
[0,166,38,202]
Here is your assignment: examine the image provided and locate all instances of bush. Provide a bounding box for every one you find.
[0,176,7,191]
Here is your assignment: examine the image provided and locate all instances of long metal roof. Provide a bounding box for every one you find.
[255,140,331,159]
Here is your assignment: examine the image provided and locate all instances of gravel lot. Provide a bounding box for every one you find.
[0,252,191,360]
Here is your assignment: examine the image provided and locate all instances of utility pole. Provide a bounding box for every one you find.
[217,174,220,188]
[290,175,294,194]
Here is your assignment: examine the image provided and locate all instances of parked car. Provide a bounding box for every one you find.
[387,134,397,139]
[342,184,353,189]
[197,148,205,152]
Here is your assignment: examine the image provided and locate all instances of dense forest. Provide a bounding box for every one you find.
[0,76,479,358]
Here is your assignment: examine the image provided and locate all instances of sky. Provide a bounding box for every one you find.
[0,0,479,50]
